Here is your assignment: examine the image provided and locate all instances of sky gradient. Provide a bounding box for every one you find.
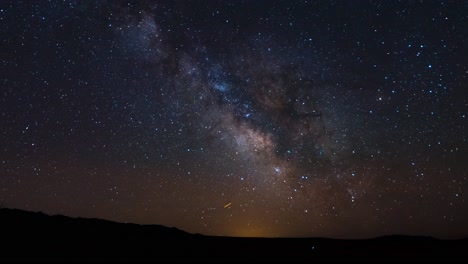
[0,0,466,238]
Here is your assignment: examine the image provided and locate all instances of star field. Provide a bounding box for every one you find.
[0,0,466,238]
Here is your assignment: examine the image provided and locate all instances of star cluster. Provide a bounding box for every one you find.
[0,0,466,238]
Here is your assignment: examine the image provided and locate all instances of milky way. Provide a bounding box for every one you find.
[0,0,466,238]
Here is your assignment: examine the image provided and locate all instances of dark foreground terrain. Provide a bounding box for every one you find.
[0,208,466,261]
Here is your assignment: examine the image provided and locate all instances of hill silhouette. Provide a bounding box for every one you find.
[0,208,467,261]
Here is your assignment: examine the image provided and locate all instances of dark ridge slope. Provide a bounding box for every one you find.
[1,208,467,261]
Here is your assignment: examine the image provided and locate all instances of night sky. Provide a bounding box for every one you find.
[1,0,467,238]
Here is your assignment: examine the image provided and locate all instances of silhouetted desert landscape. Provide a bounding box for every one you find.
[2,1,467,262]
[0,208,466,261]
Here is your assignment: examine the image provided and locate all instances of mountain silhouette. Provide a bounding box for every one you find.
[1,208,467,261]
